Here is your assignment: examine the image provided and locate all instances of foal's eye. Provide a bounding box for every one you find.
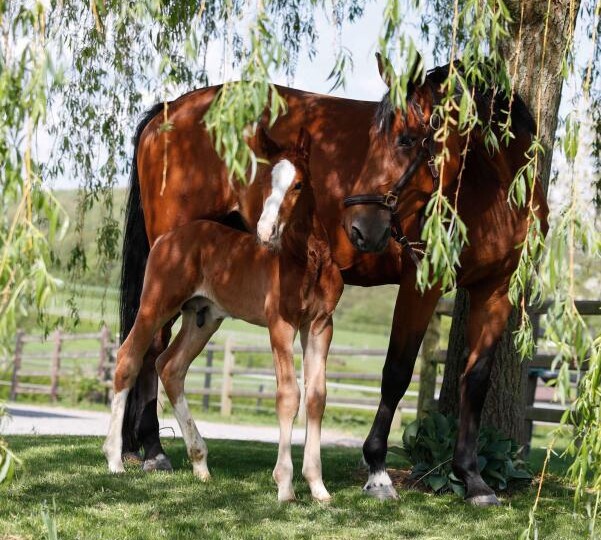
[397,134,417,148]
[293,182,302,190]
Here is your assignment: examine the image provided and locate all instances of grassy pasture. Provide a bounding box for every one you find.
[0,435,586,540]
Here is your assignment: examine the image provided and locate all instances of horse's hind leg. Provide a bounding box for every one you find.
[104,315,158,473]
[269,319,300,502]
[157,303,222,481]
[452,279,513,506]
[300,317,332,502]
[125,323,174,473]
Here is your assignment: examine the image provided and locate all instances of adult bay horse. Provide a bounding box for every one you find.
[106,130,342,501]
[120,56,547,506]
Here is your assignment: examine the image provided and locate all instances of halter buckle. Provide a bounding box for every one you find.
[427,156,439,179]
[382,191,398,209]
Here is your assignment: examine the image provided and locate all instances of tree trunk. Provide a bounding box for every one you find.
[438,0,581,444]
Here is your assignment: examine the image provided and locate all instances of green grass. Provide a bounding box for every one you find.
[0,435,588,540]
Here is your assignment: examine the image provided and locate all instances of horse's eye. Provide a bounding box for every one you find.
[293,182,302,190]
[397,134,417,148]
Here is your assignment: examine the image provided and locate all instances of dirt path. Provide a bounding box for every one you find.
[2,403,362,447]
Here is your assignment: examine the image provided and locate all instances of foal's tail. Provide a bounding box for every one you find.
[120,103,164,451]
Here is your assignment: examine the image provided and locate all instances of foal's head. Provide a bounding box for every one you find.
[256,128,312,250]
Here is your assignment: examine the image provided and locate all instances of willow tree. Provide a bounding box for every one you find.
[1,0,601,531]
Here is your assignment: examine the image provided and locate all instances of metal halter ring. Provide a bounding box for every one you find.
[382,191,398,209]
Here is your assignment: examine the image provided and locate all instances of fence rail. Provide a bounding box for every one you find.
[4,297,600,445]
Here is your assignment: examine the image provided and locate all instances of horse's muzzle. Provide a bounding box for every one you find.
[345,207,391,253]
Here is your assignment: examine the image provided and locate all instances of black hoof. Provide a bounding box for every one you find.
[142,453,173,472]
[122,451,143,465]
[363,484,399,500]
[466,493,500,507]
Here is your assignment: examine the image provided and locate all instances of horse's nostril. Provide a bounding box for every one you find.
[351,225,364,241]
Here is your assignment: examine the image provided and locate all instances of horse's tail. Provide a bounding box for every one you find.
[120,103,163,451]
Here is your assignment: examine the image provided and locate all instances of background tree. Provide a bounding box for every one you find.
[439,0,581,445]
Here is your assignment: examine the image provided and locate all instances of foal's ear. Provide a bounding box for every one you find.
[256,126,282,159]
[376,52,396,88]
[295,128,311,161]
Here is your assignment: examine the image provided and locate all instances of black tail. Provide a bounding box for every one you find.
[120,103,164,453]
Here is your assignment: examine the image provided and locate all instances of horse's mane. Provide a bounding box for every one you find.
[375,61,536,136]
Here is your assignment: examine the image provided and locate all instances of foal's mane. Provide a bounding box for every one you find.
[375,61,536,137]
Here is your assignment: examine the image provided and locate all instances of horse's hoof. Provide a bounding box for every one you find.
[363,484,399,500]
[122,451,143,465]
[142,453,173,473]
[108,461,125,474]
[466,493,500,507]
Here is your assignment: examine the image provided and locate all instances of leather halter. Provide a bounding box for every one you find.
[343,101,440,267]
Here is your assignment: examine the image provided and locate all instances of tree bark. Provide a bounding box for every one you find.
[438,0,581,444]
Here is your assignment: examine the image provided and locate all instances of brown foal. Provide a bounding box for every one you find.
[103,129,343,502]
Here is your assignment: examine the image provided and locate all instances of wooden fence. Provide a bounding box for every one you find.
[416,299,601,443]
[4,326,115,402]
[4,298,599,444]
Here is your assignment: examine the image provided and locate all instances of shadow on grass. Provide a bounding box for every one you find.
[1,436,587,540]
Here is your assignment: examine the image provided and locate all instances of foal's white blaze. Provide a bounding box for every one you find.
[257,159,297,243]
[103,389,129,473]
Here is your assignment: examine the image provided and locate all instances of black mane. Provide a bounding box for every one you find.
[375,62,536,136]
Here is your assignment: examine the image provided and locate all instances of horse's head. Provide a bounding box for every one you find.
[256,127,312,250]
[343,53,461,252]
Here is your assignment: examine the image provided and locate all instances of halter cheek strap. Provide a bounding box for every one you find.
[343,102,440,267]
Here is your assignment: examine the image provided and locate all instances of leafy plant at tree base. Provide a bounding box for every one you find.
[393,412,531,496]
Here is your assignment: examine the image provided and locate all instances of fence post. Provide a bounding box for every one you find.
[256,383,265,413]
[220,337,234,417]
[203,349,213,412]
[9,330,25,401]
[417,311,441,419]
[50,329,62,402]
[296,359,306,424]
[98,325,110,378]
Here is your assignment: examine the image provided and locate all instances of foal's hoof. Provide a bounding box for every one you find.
[466,493,501,507]
[122,451,143,465]
[142,453,173,473]
[363,484,399,500]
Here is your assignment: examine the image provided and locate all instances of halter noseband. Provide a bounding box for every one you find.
[343,101,440,267]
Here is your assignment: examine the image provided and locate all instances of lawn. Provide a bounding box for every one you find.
[0,436,588,540]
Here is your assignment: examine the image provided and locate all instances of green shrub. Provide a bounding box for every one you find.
[393,412,531,496]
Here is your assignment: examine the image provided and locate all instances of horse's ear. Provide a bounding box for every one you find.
[256,126,281,158]
[295,128,311,161]
[406,51,426,96]
[376,52,396,88]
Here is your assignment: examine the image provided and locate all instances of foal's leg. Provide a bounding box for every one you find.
[104,315,158,473]
[157,307,222,481]
[452,279,513,506]
[269,319,300,502]
[299,317,332,502]
[363,273,441,499]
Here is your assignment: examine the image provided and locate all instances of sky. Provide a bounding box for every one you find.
[47,0,597,203]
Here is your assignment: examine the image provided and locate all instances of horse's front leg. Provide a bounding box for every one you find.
[299,316,333,502]
[452,279,513,506]
[269,319,300,502]
[363,275,441,499]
